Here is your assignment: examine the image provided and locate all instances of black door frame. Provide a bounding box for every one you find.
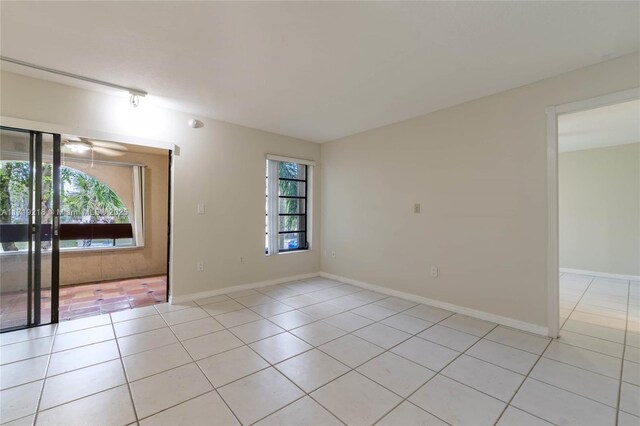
[0,126,60,331]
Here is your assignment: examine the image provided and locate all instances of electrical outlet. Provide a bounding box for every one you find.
[414,203,421,214]
[240,256,245,264]
[197,203,205,215]
[196,261,205,272]
[431,266,438,277]
[331,251,336,258]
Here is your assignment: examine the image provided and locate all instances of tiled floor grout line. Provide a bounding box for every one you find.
[107,314,142,425]
[492,338,555,426]
[5,275,633,425]
[371,322,501,426]
[614,279,631,424]
[560,275,595,329]
[31,325,59,426]
[137,310,246,426]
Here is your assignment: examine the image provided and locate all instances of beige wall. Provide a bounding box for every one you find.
[0,71,321,298]
[559,143,640,276]
[321,53,640,328]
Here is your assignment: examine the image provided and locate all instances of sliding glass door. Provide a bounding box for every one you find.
[0,127,60,332]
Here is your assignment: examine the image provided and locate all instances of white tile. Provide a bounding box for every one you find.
[52,325,114,353]
[391,337,459,371]
[625,345,640,363]
[511,378,616,426]
[201,299,244,316]
[47,340,119,376]
[117,327,178,357]
[326,295,369,311]
[557,330,624,357]
[322,312,373,332]
[419,324,480,352]
[404,305,453,323]
[0,355,48,390]
[0,325,56,346]
[623,360,640,386]
[229,319,285,344]
[290,322,346,346]
[113,315,167,338]
[255,396,341,426]
[110,305,157,323]
[496,406,554,426]
[569,310,627,330]
[214,308,263,328]
[0,337,53,365]
[439,314,496,337]
[381,313,433,334]
[618,411,640,426]
[466,339,539,375]
[139,391,239,426]
[279,294,321,309]
[226,289,260,299]
[442,355,525,402]
[0,381,42,423]
[543,341,621,378]
[198,345,269,388]
[154,301,197,313]
[275,349,349,393]
[620,382,640,417]
[2,414,34,426]
[234,293,275,307]
[194,294,230,306]
[123,342,192,382]
[268,310,316,330]
[36,385,136,426]
[130,363,213,419]
[562,319,625,343]
[40,359,126,410]
[218,368,304,425]
[353,323,411,349]
[160,307,209,326]
[250,332,312,364]
[311,371,402,425]
[351,304,396,321]
[56,315,111,334]
[357,352,435,397]
[299,302,345,319]
[350,290,388,303]
[409,375,505,426]
[170,316,224,341]
[485,326,550,355]
[319,334,384,368]
[530,357,619,407]
[182,330,244,360]
[250,301,294,317]
[374,297,417,312]
[377,401,448,426]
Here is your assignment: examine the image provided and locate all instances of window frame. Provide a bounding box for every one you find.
[265,155,314,256]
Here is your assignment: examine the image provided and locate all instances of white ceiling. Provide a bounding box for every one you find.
[559,99,640,153]
[1,2,638,142]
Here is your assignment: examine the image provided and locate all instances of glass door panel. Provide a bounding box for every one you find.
[0,127,60,332]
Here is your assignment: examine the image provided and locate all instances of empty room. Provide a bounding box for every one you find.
[0,2,638,426]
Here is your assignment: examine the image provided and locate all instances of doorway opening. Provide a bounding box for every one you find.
[547,88,640,339]
[0,126,172,331]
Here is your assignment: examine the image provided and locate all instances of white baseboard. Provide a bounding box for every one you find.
[169,272,321,304]
[560,268,640,281]
[169,270,549,337]
[320,272,549,337]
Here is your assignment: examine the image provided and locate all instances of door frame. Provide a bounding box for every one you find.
[545,87,640,338]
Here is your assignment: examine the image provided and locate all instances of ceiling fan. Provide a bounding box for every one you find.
[63,138,128,157]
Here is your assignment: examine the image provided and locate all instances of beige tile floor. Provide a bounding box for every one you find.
[0,274,637,425]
